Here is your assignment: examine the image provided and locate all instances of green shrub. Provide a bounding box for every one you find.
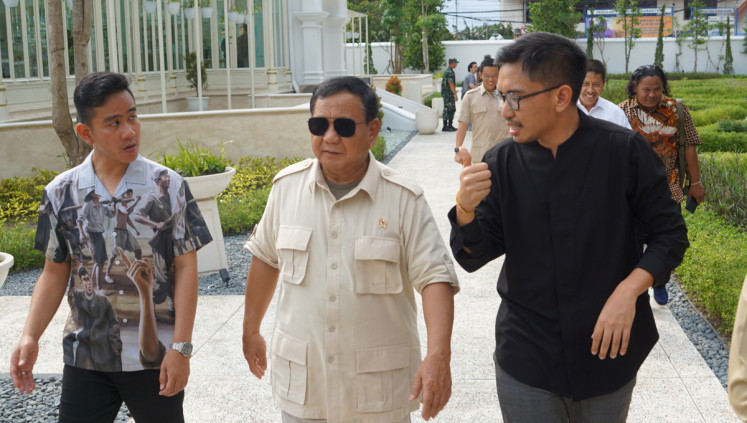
[371,135,386,161]
[676,207,747,337]
[718,119,747,133]
[0,169,58,223]
[699,152,747,228]
[385,76,402,95]
[698,124,747,152]
[157,139,231,177]
[423,91,442,108]
[218,186,271,235]
[0,222,45,271]
[602,79,628,105]
[689,104,747,127]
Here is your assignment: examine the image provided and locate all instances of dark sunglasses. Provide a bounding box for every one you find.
[308,117,367,137]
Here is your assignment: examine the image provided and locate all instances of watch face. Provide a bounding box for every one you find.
[182,343,193,356]
[174,342,193,356]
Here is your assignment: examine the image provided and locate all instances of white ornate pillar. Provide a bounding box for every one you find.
[322,16,347,78]
[294,11,327,84]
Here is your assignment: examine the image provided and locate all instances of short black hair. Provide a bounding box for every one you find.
[310,76,378,123]
[495,32,587,104]
[78,266,89,277]
[586,59,607,81]
[74,72,134,125]
[479,56,497,73]
[467,61,477,72]
[626,65,670,98]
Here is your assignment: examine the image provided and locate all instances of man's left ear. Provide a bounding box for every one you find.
[368,118,381,147]
[555,85,574,111]
[75,122,95,146]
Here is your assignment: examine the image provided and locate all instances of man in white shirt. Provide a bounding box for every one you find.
[577,59,632,130]
[242,76,459,423]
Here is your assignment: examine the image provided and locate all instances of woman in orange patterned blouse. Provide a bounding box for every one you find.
[618,65,706,305]
[618,65,706,205]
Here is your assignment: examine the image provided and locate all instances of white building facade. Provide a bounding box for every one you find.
[0,0,350,120]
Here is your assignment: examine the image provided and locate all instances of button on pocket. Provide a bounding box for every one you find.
[356,343,410,412]
[271,329,308,405]
[354,237,403,294]
[276,226,312,285]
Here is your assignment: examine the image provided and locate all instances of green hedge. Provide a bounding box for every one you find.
[371,135,386,161]
[0,169,58,224]
[698,124,747,152]
[699,153,747,229]
[423,91,442,108]
[0,222,44,271]
[677,207,747,337]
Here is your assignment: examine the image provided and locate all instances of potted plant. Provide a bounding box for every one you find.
[228,7,240,22]
[183,0,195,19]
[0,251,14,289]
[200,0,212,19]
[166,0,181,15]
[158,139,235,274]
[184,51,208,111]
[236,8,247,23]
[142,0,157,14]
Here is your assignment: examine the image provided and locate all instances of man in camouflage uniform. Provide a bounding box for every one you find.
[441,58,458,132]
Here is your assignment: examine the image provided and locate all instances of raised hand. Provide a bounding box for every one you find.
[455,147,491,222]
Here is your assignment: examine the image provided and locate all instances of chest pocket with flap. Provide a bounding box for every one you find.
[276,226,312,285]
[354,237,403,294]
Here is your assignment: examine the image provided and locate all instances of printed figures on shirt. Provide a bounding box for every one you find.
[39,169,208,372]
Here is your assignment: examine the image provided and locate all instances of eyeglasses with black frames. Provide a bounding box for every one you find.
[307,117,367,138]
[496,85,561,111]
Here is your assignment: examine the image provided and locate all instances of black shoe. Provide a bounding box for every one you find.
[443,126,456,132]
[448,125,458,131]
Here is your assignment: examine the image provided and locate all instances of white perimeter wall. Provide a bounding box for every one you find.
[347,37,747,79]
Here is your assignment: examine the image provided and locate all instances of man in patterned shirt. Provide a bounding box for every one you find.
[10,72,209,422]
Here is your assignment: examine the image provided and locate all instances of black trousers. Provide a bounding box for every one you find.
[59,365,184,423]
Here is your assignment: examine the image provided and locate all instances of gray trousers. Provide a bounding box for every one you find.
[495,364,635,423]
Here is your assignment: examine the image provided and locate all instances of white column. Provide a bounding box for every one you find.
[124,0,133,74]
[263,0,275,69]
[4,9,14,79]
[294,11,327,84]
[32,0,43,78]
[156,0,166,112]
[0,38,8,120]
[20,0,30,78]
[94,0,105,71]
[248,4,256,108]
[166,4,176,93]
[322,16,347,78]
[106,0,119,72]
[131,0,146,100]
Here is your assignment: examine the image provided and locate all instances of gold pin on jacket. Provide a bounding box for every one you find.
[378,218,387,229]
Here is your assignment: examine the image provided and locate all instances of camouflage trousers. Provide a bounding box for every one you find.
[442,93,456,120]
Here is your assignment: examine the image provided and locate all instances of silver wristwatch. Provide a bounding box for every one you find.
[171,342,193,357]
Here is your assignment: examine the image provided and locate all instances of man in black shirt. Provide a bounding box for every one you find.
[449,32,688,422]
